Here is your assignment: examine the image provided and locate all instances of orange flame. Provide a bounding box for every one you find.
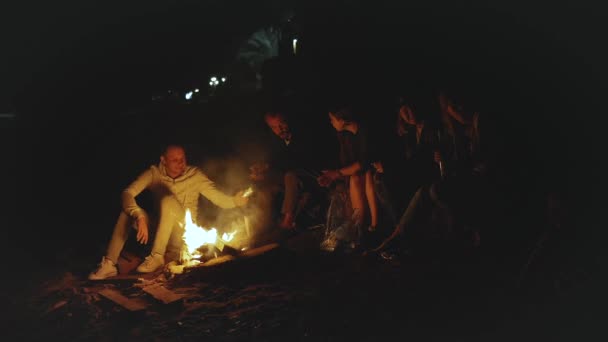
[181,209,238,264]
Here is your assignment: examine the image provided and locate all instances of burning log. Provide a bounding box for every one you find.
[174,193,258,272]
[166,243,280,276]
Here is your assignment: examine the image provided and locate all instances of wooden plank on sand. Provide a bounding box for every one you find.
[98,288,148,311]
[142,284,185,304]
[192,243,279,268]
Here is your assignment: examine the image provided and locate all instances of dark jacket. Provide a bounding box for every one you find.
[266,126,316,174]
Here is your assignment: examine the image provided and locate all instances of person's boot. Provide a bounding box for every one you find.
[136,253,165,273]
[88,256,118,280]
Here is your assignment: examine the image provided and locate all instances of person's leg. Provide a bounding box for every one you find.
[138,195,185,272]
[91,211,132,279]
[349,174,366,243]
[151,195,185,257]
[166,220,185,263]
[365,170,379,229]
[349,174,366,223]
[248,186,274,239]
[372,172,398,226]
[106,211,133,264]
[280,171,299,228]
[374,186,424,252]
[152,196,186,256]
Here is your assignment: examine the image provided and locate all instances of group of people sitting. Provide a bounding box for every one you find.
[256,88,489,258]
[89,86,490,280]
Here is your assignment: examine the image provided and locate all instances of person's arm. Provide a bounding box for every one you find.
[317,161,361,187]
[121,168,154,221]
[197,171,240,209]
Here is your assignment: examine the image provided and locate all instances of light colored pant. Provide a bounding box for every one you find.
[106,195,185,264]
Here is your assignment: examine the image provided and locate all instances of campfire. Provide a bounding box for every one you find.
[168,187,254,274]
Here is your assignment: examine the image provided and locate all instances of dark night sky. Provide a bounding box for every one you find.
[2,0,290,109]
[2,1,605,179]
[1,1,606,109]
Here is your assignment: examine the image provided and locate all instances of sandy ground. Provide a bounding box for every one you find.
[4,225,605,342]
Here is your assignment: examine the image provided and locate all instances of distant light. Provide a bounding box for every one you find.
[292,38,298,55]
[185,91,193,100]
[210,76,217,82]
[209,81,214,86]
[194,88,200,93]
[221,77,226,82]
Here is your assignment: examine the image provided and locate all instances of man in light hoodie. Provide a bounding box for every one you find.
[89,144,249,280]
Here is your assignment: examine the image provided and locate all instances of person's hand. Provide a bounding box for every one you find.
[136,216,149,244]
[249,162,269,181]
[317,174,331,187]
[233,190,250,207]
[433,150,443,165]
[317,170,340,187]
[372,162,384,174]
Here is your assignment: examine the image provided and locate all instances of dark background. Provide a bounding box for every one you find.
[1,0,606,309]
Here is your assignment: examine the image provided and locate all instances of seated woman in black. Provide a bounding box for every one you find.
[391,94,443,205]
[317,107,379,235]
[437,90,486,178]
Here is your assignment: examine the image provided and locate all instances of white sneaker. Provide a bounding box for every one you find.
[136,253,165,273]
[88,256,118,280]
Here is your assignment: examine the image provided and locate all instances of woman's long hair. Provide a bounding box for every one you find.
[439,91,481,155]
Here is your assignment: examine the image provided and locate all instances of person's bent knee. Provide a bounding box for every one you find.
[159,195,183,211]
[350,173,363,182]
